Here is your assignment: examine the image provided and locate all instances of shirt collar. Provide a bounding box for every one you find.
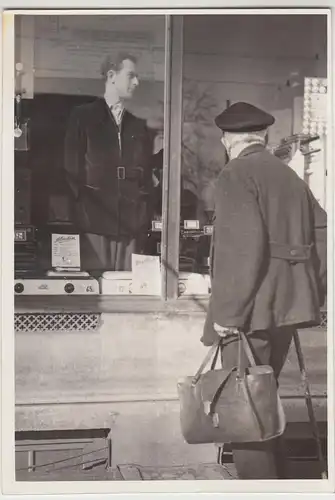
[104,93,124,112]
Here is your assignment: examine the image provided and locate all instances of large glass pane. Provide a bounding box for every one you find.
[180,14,328,294]
[14,14,166,295]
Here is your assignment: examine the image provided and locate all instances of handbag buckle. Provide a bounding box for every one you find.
[212,412,219,428]
[204,401,211,415]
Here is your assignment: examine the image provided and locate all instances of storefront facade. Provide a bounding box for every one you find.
[10,11,329,472]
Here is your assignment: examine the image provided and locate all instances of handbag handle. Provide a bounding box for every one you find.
[209,332,258,412]
[209,334,266,438]
[237,331,257,376]
[192,331,257,386]
[239,331,257,367]
[191,339,222,386]
[210,339,222,370]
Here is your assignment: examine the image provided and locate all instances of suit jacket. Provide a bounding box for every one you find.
[202,144,327,345]
[64,98,153,237]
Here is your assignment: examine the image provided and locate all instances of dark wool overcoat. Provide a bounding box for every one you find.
[202,144,327,346]
[64,98,153,237]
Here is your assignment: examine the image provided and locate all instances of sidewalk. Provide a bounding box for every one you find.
[16,459,325,481]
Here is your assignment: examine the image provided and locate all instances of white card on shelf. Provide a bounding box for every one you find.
[51,234,81,270]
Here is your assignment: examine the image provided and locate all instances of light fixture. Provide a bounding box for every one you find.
[14,62,24,138]
[14,93,23,138]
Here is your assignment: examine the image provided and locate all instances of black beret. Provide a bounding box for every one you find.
[215,102,275,132]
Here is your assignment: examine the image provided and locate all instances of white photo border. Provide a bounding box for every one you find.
[1,4,335,498]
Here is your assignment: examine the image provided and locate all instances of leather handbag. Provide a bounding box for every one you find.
[177,332,286,444]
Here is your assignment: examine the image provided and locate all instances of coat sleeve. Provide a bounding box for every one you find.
[309,188,327,305]
[209,168,266,329]
[64,109,86,200]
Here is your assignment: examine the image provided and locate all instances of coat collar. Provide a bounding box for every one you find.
[237,143,266,158]
[91,97,131,127]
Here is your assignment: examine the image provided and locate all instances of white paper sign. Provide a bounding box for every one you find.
[131,254,161,295]
[51,234,81,269]
[288,149,305,181]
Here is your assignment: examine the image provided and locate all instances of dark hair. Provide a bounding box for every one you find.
[100,52,137,80]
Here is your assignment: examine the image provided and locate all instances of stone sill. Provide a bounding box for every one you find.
[13,295,328,317]
[15,295,210,315]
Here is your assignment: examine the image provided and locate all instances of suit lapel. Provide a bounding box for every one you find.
[93,99,133,130]
[89,98,121,154]
[88,100,138,161]
[93,98,118,129]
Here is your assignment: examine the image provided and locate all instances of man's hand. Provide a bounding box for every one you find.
[213,323,240,338]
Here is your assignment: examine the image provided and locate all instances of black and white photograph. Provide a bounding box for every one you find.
[1,6,333,495]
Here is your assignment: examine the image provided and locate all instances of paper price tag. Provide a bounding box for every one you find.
[152,220,163,232]
[203,225,213,235]
[184,220,200,230]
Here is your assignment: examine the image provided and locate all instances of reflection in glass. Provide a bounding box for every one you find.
[180,14,327,284]
[180,19,225,279]
[14,15,165,279]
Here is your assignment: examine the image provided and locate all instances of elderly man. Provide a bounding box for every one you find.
[64,53,154,272]
[202,102,327,479]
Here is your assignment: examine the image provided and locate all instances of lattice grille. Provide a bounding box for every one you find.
[320,311,327,328]
[15,313,101,332]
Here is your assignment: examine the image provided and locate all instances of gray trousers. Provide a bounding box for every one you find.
[81,233,136,271]
[220,326,294,479]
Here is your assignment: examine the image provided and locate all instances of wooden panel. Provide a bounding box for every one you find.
[161,16,184,300]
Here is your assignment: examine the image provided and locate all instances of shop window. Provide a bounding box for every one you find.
[12,12,328,301]
[14,14,167,295]
[176,13,328,299]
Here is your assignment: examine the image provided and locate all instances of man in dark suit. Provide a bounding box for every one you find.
[64,53,154,271]
[202,102,327,479]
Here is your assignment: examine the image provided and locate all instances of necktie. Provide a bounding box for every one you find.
[111,103,124,127]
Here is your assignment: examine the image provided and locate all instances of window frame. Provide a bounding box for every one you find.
[161,15,184,301]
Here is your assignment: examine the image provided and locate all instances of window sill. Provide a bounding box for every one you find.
[14,294,210,315]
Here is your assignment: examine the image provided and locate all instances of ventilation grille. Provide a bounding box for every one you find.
[15,313,101,332]
[14,311,327,332]
[320,311,327,328]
